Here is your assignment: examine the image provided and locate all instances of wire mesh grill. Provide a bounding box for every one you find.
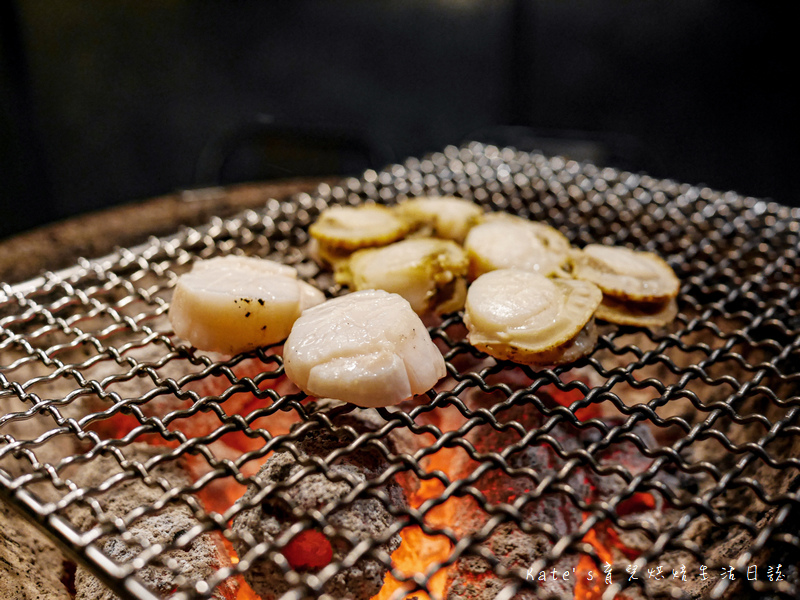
[1,143,799,600]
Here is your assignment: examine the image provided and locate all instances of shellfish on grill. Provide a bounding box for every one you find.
[309,204,414,266]
[283,289,446,406]
[334,237,468,315]
[393,195,484,243]
[463,212,572,279]
[464,269,602,366]
[168,255,325,355]
[569,244,680,327]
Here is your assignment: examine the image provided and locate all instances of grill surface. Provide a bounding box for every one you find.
[1,143,799,600]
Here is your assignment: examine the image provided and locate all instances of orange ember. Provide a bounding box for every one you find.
[372,436,465,600]
[282,530,334,570]
[574,554,604,600]
[374,526,451,600]
[573,528,617,600]
[233,585,262,600]
[210,537,253,600]
[616,492,656,517]
[574,493,656,599]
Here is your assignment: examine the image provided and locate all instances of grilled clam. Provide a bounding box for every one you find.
[463,213,572,279]
[394,196,484,243]
[168,255,325,355]
[283,290,446,407]
[309,204,414,266]
[569,244,680,327]
[464,269,602,366]
[570,244,679,302]
[335,238,468,315]
[594,294,678,327]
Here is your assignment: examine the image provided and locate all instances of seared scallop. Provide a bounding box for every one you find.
[569,244,680,327]
[464,269,602,366]
[394,196,484,243]
[283,290,446,406]
[569,244,679,302]
[168,255,325,355]
[335,238,468,315]
[463,213,572,279]
[309,205,414,266]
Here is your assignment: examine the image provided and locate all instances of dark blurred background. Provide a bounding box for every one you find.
[1,1,797,241]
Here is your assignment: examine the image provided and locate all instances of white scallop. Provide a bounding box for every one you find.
[394,196,484,243]
[464,213,572,279]
[309,205,412,250]
[168,255,325,355]
[464,269,602,363]
[570,244,680,302]
[283,290,446,407]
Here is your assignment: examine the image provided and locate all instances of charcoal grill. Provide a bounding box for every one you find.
[1,143,799,600]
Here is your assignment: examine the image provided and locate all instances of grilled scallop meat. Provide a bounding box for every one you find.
[394,195,484,243]
[569,244,680,327]
[283,290,446,406]
[309,204,414,266]
[463,213,572,279]
[335,237,468,315]
[168,255,325,355]
[464,269,603,366]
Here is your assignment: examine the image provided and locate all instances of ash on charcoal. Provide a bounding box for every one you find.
[0,405,79,487]
[302,398,414,452]
[0,496,72,600]
[448,522,578,600]
[232,425,406,600]
[301,398,426,501]
[671,441,800,599]
[61,443,235,600]
[0,386,81,510]
[444,390,707,600]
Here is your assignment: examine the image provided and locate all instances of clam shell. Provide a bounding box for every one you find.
[464,269,602,365]
[570,244,680,302]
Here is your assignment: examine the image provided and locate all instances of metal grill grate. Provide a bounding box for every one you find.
[1,143,799,600]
